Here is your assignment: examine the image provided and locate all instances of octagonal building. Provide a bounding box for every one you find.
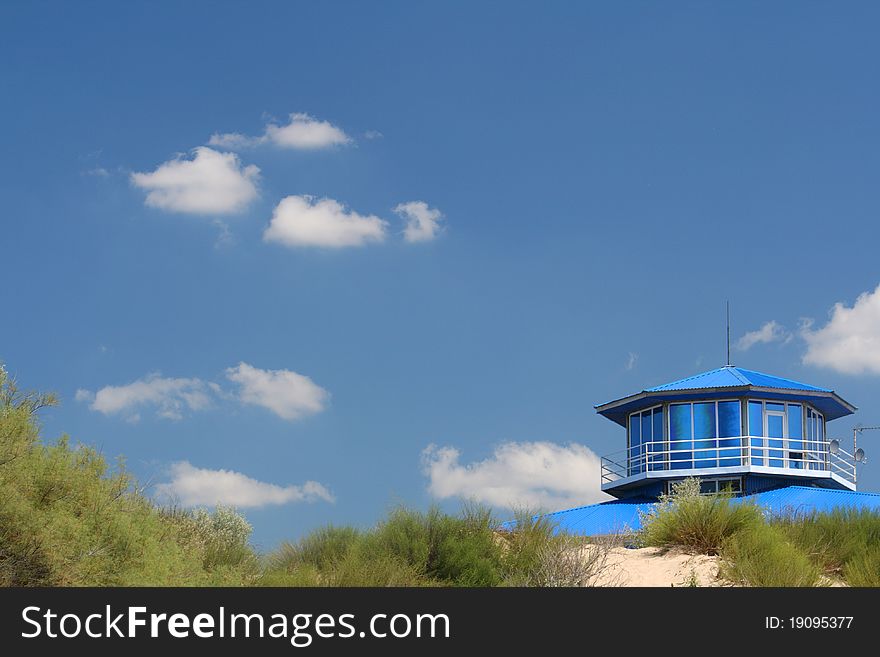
[596,365,857,499]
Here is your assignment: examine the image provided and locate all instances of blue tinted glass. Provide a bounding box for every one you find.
[787,405,803,467]
[650,408,665,471]
[669,404,691,439]
[693,402,717,467]
[630,414,640,447]
[749,401,765,465]
[748,401,763,437]
[787,404,803,438]
[693,403,716,440]
[718,401,742,466]
[669,404,692,470]
[718,401,741,438]
[767,413,784,467]
[629,414,641,475]
[766,402,785,413]
[642,411,653,445]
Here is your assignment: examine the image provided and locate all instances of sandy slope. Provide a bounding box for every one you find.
[589,546,723,587]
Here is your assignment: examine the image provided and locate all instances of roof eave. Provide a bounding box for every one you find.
[595,386,857,426]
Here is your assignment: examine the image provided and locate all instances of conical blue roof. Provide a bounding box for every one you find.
[595,365,855,426]
[646,366,830,393]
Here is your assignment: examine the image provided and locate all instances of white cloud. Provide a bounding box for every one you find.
[209,112,352,151]
[226,362,329,421]
[156,461,334,508]
[422,441,611,511]
[264,195,388,248]
[130,147,259,215]
[74,388,94,403]
[363,130,383,140]
[736,320,791,351]
[625,352,638,371]
[82,374,213,421]
[394,201,444,243]
[802,283,880,374]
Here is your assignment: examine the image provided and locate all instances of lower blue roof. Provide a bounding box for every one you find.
[514,486,880,536]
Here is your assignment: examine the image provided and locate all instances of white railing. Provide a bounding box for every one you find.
[600,436,856,485]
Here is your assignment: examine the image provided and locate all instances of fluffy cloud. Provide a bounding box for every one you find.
[422,441,610,511]
[81,374,213,421]
[263,195,388,248]
[79,362,327,422]
[394,201,444,243]
[130,147,259,214]
[736,320,791,351]
[802,283,880,374]
[209,112,352,151]
[225,362,329,421]
[156,461,334,508]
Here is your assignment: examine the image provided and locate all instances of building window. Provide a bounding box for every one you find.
[698,477,742,495]
[747,400,819,469]
[664,477,742,496]
[628,405,664,475]
[667,400,742,470]
[806,407,825,471]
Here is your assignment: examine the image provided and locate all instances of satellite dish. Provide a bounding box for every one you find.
[829,439,840,455]
[855,448,866,463]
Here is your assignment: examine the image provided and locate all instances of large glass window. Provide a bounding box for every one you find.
[669,403,693,470]
[806,407,825,471]
[748,401,764,464]
[787,404,803,469]
[748,400,812,468]
[693,402,718,468]
[718,400,742,466]
[668,400,742,469]
[628,406,664,475]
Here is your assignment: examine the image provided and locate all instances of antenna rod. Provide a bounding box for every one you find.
[726,301,731,366]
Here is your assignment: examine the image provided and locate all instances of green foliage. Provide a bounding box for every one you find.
[720,523,820,587]
[639,478,764,554]
[260,503,603,587]
[498,509,603,587]
[0,365,257,586]
[842,550,880,586]
[774,509,880,585]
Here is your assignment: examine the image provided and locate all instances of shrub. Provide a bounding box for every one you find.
[720,523,820,587]
[0,366,258,586]
[842,550,880,586]
[639,478,764,554]
[775,508,880,583]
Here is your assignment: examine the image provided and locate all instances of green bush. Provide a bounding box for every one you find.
[499,510,602,586]
[0,366,258,586]
[720,523,820,587]
[775,509,880,584]
[639,478,764,555]
[842,550,880,586]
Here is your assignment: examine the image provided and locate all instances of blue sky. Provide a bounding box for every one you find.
[3,1,880,548]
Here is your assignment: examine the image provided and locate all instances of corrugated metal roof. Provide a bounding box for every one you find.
[647,366,830,393]
[595,365,854,425]
[513,486,880,536]
[750,485,880,517]
[539,498,654,535]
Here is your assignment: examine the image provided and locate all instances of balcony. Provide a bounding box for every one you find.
[600,436,857,493]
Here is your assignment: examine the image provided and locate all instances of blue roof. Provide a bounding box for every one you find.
[646,366,830,393]
[510,486,880,536]
[595,365,855,425]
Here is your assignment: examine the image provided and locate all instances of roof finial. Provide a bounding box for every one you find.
[726,300,731,367]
